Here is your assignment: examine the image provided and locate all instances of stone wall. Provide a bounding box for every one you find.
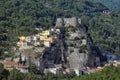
[55,17,81,27]
[69,49,88,69]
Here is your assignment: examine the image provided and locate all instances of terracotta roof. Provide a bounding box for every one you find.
[2,61,18,65]
[17,66,28,69]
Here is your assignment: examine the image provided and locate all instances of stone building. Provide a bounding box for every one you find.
[55,17,81,27]
[69,49,88,69]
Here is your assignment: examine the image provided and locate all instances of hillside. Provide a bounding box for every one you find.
[96,0,120,10]
[86,11,120,55]
[71,65,120,80]
[0,0,107,58]
[0,0,120,59]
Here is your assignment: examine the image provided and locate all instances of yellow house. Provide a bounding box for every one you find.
[43,30,50,36]
[17,41,23,47]
[39,30,50,40]
[40,35,47,40]
[19,36,26,41]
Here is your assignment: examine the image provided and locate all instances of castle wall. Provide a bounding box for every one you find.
[55,17,81,27]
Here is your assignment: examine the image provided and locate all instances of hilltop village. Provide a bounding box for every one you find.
[1,17,120,76]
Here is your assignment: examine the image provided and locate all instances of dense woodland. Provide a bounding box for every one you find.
[0,63,120,80]
[0,0,120,57]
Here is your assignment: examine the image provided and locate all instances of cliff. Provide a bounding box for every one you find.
[40,17,105,71]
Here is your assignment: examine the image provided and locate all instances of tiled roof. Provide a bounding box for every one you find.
[2,61,18,65]
[17,66,28,69]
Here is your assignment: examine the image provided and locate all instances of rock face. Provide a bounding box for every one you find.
[69,49,88,69]
[64,22,90,69]
[40,17,105,72]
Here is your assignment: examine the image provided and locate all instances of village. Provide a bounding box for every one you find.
[0,17,120,76]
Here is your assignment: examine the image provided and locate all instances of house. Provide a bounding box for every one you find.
[44,68,57,74]
[17,41,28,48]
[23,42,28,47]
[2,61,18,71]
[88,69,96,73]
[5,58,12,61]
[39,30,51,41]
[82,39,87,45]
[13,58,20,62]
[25,36,31,42]
[40,35,47,41]
[16,66,28,73]
[113,60,120,67]
[103,10,110,14]
[17,41,23,47]
[43,30,50,36]
[65,68,75,75]
[56,29,60,32]
[45,37,53,43]
[44,41,51,47]
[34,41,40,46]
[19,36,26,41]
[32,36,37,41]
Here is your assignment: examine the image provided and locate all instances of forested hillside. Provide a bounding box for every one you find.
[83,11,120,55]
[96,0,120,10]
[0,0,107,58]
[0,0,120,59]
[72,65,120,80]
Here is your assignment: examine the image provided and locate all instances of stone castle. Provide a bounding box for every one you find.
[55,17,81,27]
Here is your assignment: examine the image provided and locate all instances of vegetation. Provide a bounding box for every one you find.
[0,0,120,79]
[84,11,120,55]
[0,0,119,57]
[0,0,108,59]
[71,65,120,80]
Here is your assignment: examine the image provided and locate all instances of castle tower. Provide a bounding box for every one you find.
[55,18,64,27]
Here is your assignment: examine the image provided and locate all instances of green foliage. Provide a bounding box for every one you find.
[0,0,120,57]
[0,63,9,80]
[86,11,120,55]
[0,0,107,58]
[71,65,120,80]
[9,68,25,80]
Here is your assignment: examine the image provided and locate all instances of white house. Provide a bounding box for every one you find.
[16,66,28,73]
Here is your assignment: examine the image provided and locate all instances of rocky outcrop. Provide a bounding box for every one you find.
[40,17,108,72]
[69,49,88,69]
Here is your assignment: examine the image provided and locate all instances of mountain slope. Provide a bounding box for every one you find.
[0,0,120,59]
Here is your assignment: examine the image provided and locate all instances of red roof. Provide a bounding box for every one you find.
[17,66,28,69]
[3,61,18,65]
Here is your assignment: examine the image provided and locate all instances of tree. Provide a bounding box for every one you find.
[0,63,9,80]
[9,68,24,80]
